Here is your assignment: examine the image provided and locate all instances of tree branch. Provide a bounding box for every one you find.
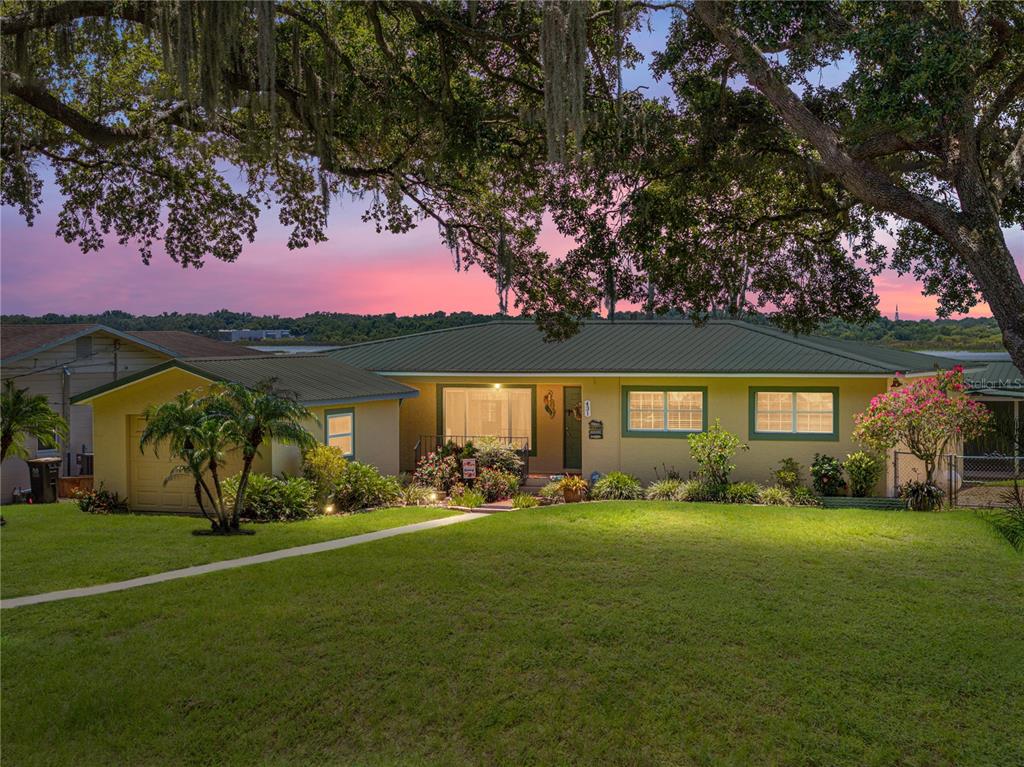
[1,70,186,147]
[0,0,150,35]
[994,129,1024,208]
[691,0,963,243]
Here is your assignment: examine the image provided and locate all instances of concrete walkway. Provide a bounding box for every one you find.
[1,512,486,610]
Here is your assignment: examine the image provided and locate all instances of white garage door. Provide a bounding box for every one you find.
[128,416,242,513]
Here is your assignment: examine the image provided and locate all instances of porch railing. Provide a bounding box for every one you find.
[413,434,530,481]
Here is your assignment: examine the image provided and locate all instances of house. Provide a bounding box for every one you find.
[73,319,966,513]
[70,354,417,512]
[0,324,263,502]
[328,320,963,494]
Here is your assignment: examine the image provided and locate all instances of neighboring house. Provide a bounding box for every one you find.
[71,354,417,512]
[965,359,1024,454]
[75,319,969,513]
[328,320,964,493]
[0,324,263,502]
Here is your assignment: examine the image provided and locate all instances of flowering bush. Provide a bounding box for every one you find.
[474,437,525,475]
[413,451,461,492]
[854,367,991,484]
[476,467,520,502]
[810,454,846,496]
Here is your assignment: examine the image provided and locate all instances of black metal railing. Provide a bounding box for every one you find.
[414,434,530,481]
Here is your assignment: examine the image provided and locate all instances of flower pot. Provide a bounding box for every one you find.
[563,489,583,503]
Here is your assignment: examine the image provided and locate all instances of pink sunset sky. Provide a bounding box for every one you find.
[1,14,1020,320]
[2,197,1021,319]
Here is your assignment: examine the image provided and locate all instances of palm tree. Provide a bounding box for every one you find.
[213,380,316,529]
[140,390,234,531]
[1,379,69,463]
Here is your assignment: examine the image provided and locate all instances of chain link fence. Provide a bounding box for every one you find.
[895,451,1023,508]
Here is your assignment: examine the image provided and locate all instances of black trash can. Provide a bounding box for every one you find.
[27,456,62,504]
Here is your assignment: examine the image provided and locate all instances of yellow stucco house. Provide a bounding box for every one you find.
[76,320,963,512]
[72,354,418,512]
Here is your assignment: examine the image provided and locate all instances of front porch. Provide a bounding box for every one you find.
[399,381,585,477]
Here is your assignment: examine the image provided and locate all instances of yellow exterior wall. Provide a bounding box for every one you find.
[91,369,268,509]
[272,400,402,477]
[395,375,890,492]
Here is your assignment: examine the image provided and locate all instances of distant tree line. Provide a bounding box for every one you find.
[1,310,1005,352]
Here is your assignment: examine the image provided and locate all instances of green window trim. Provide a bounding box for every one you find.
[435,383,538,457]
[748,386,840,441]
[621,385,709,439]
[324,407,355,457]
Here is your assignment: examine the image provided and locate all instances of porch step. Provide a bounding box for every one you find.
[522,474,562,489]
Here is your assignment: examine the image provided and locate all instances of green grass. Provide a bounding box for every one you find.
[3,502,1022,766]
[0,503,455,598]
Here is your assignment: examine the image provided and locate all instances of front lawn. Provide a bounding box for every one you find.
[0,503,455,598]
[2,502,1021,766]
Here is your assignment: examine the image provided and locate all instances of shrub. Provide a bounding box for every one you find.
[403,484,438,506]
[772,458,804,491]
[512,493,540,509]
[689,420,747,486]
[687,481,727,502]
[672,480,701,502]
[758,486,791,506]
[592,471,644,500]
[810,454,846,496]
[449,488,485,508]
[223,473,318,521]
[474,437,524,475]
[302,444,348,505]
[725,481,761,504]
[844,451,884,497]
[647,478,686,500]
[789,486,821,507]
[538,481,564,504]
[413,451,460,492]
[899,480,944,511]
[559,475,589,502]
[334,462,402,512]
[74,484,128,514]
[989,482,1024,550]
[476,467,520,502]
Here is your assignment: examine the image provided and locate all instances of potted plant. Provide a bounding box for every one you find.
[559,475,589,503]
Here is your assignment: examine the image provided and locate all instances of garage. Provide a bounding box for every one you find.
[128,415,242,513]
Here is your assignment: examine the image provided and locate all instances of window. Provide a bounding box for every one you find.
[750,388,838,440]
[440,386,533,449]
[623,387,706,437]
[325,409,354,457]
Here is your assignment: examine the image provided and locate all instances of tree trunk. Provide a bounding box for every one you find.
[691,1,1024,375]
[208,461,228,530]
[232,454,255,530]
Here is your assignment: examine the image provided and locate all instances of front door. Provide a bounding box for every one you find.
[563,387,582,471]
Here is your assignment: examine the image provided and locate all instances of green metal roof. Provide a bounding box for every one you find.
[966,360,1024,399]
[329,319,964,376]
[71,354,418,406]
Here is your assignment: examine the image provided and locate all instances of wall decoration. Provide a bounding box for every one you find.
[544,389,557,419]
[588,419,604,439]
